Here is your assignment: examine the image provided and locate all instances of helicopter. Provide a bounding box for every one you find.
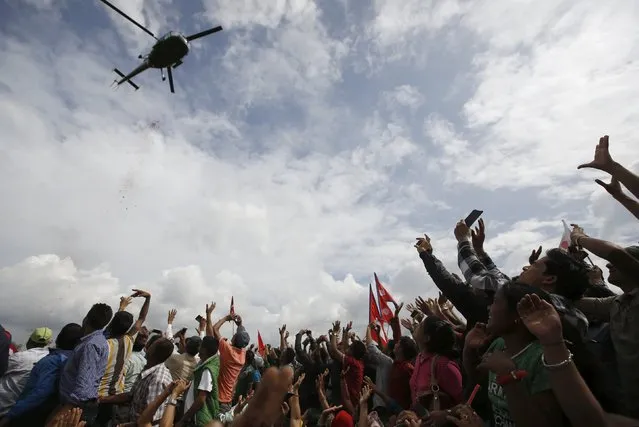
[99,0,223,93]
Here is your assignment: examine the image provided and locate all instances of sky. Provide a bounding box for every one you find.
[1,0,638,345]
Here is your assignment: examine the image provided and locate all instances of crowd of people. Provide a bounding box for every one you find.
[0,134,638,427]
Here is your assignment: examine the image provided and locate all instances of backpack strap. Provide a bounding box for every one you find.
[430,355,441,411]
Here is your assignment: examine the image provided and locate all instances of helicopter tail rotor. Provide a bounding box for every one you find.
[113,68,140,90]
[185,26,223,41]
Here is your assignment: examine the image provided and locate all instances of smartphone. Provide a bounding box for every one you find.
[410,310,420,319]
[151,329,163,335]
[195,315,204,323]
[177,327,188,336]
[464,209,483,227]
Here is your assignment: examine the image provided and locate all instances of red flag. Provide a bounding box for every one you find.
[230,296,235,316]
[369,284,387,345]
[257,330,266,356]
[374,273,395,323]
[559,220,571,251]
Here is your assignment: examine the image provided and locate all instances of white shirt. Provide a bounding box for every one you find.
[184,369,213,420]
[0,347,49,415]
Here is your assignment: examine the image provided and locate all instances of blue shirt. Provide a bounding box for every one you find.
[59,330,109,405]
[6,348,71,419]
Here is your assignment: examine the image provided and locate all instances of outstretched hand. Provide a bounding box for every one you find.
[517,294,563,345]
[578,135,615,172]
[595,176,624,198]
[414,234,433,253]
[471,218,486,251]
[529,246,542,265]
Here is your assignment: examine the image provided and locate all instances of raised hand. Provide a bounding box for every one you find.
[393,302,404,317]
[331,321,341,334]
[205,302,216,317]
[578,135,615,172]
[517,293,563,345]
[595,176,624,198]
[569,224,588,246]
[414,234,433,253]
[363,376,377,392]
[168,309,177,324]
[401,318,415,332]
[119,296,133,311]
[131,289,151,298]
[529,246,543,265]
[359,385,373,405]
[471,218,486,251]
[454,220,471,243]
[415,296,434,316]
[464,323,492,350]
[284,331,289,339]
[293,373,305,392]
[344,321,353,333]
[279,324,287,336]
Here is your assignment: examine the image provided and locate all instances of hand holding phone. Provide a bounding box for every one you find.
[464,209,483,227]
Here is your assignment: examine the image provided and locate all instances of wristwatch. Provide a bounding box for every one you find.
[168,397,179,406]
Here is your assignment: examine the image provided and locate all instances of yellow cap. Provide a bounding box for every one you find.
[30,327,53,345]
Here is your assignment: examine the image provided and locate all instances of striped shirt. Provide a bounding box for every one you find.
[98,334,135,397]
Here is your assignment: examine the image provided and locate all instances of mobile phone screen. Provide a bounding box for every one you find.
[464,209,483,227]
[195,315,204,323]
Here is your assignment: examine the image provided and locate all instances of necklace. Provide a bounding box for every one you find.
[506,342,533,360]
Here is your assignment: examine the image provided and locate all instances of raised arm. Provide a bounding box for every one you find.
[165,309,177,339]
[328,322,345,362]
[128,289,151,336]
[279,325,289,351]
[455,221,508,291]
[205,302,217,337]
[579,135,639,202]
[518,294,607,427]
[294,330,312,367]
[571,225,639,280]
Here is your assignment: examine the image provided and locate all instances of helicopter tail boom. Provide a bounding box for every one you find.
[113,63,150,90]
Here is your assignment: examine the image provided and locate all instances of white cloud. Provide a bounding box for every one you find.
[2,0,639,346]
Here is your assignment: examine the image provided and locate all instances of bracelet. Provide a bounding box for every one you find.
[496,370,528,386]
[542,351,573,370]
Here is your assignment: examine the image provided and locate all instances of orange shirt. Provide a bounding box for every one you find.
[217,339,246,403]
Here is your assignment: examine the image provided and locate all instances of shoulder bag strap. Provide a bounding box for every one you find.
[430,355,441,411]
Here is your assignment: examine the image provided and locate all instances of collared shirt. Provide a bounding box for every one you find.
[123,351,146,393]
[6,348,71,419]
[98,334,136,397]
[577,288,639,418]
[0,347,49,415]
[129,363,173,423]
[457,241,510,291]
[59,329,109,406]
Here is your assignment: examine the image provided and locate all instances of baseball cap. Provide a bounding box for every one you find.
[30,327,53,345]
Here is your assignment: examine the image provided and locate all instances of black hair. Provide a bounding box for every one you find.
[397,336,418,361]
[201,336,220,356]
[56,323,83,351]
[185,336,202,356]
[132,332,148,352]
[423,316,458,360]
[351,340,367,361]
[245,349,255,365]
[146,334,162,349]
[545,249,590,301]
[151,337,175,363]
[501,282,553,313]
[108,311,134,336]
[281,347,296,365]
[86,303,113,330]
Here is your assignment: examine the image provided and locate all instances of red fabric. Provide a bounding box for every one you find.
[331,410,354,427]
[374,273,395,323]
[368,285,387,346]
[409,352,463,405]
[230,296,235,316]
[343,355,364,407]
[257,331,266,357]
[388,360,414,410]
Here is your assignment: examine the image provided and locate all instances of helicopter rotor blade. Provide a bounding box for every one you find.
[99,0,157,39]
[185,26,223,41]
[167,66,175,94]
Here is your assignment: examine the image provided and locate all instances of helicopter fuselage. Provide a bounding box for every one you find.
[147,33,190,69]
